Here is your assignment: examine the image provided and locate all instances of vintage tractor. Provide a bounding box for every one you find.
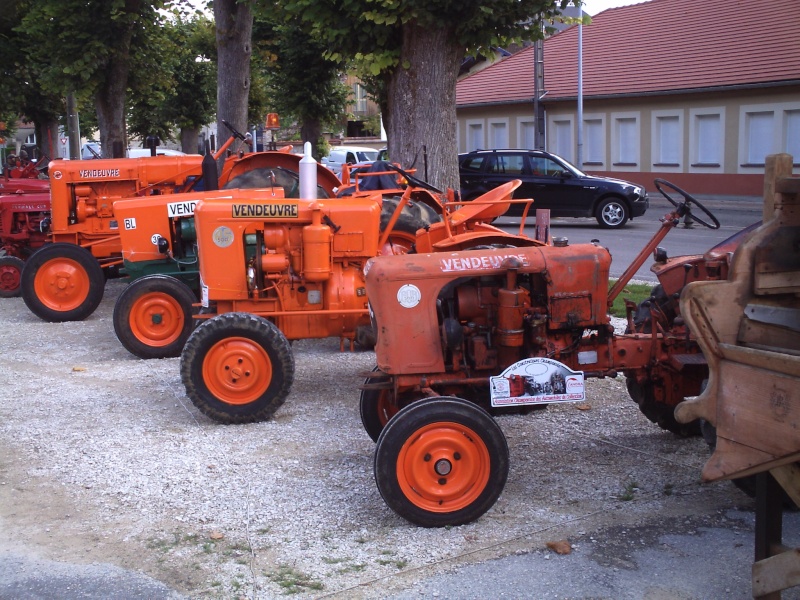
[0,191,50,297]
[177,165,447,423]
[18,122,326,322]
[110,151,340,359]
[359,179,726,527]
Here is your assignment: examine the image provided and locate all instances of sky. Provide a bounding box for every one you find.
[579,0,650,16]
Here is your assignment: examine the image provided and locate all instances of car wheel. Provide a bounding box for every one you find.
[595,197,629,228]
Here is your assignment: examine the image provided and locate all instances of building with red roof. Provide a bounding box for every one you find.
[456,0,800,195]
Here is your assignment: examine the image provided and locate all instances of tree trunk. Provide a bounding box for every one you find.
[181,126,200,155]
[300,118,321,159]
[214,0,253,164]
[387,21,462,192]
[35,118,60,163]
[94,1,137,159]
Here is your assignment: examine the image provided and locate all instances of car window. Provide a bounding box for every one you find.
[356,151,378,162]
[460,156,485,172]
[530,156,566,177]
[487,154,526,175]
[346,152,356,164]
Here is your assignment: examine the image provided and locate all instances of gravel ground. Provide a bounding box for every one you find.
[0,279,766,598]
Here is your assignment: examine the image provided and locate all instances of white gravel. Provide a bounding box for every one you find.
[0,279,741,599]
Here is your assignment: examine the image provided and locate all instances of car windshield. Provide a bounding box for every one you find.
[533,153,586,177]
[355,150,378,162]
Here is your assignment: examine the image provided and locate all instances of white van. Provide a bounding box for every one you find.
[321,146,379,177]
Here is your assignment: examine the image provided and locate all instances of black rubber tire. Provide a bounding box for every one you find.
[180,312,295,424]
[0,255,25,298]
[380,196,442,237]
[113,275,197,359]
[21,243,105,322]
[595,197,629,228]
[360,367,399,442]
[374,396,509,527]
[626,377,701,437]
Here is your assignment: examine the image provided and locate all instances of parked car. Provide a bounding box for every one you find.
[321,146,379,177]
[458,149,649,228]
[80,143,187,159]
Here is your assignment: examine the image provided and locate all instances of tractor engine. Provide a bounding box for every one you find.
[194,190,385,343]
[0,194,50,257]
[366,242,614,384]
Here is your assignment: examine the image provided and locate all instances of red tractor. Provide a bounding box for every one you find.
[360,179,726,527]
[0,151,51,297]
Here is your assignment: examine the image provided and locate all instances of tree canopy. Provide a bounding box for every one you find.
[283,0,573,189]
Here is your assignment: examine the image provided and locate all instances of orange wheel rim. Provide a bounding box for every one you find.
[396,421,491,513]
[129,291,185,347]
[381,233,415,256]
[33,258,91,311]
[202,336,272,406]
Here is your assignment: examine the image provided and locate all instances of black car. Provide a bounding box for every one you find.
[458,149,649,228]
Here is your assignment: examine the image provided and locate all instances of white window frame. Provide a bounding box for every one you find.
[737,100,800,172]
[610,111,640,172]
[488,118,509,149]
[582,114,605,169]
[651,110,682,172]
[466,119,485,152]
[547,115,574,163]
[689,107,725,173]
[518,119,537,150]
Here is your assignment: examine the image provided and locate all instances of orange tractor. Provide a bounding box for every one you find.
[359,179,727,527]
[177,164,445,423]
[19,122,333,323]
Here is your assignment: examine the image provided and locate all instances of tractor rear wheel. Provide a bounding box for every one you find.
[625,377,701,437]
[0,255,25,298]
[21,243,105,322]
[374,396,509,527]
[360,367,402,442]
[114,275,197,359]
[379,197,441,255]
[180,312,294,424]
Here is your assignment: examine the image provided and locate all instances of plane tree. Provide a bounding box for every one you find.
[283,0,573,190]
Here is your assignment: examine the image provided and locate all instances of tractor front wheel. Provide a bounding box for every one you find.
[0,255,25,298]
[114,275,197,359]
[180,312,294,424]
[374,397,509,527]
[21,243,105,321]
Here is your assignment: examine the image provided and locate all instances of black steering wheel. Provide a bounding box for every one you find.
[385,163,443,194]
[654,178,720,229]
[221,119,248,142]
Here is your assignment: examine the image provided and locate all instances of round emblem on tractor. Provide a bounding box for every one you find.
[212,226,234,248]
[397,284,421,308]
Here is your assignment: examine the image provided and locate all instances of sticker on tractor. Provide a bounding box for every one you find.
[231,203,299,219]
[167,200,197,218]
[212,226,234,248]
[397,284,421,308]
[490,357,585,407]
[440,253,529,273]
[124,218,136,230]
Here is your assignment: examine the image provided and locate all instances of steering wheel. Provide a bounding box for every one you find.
[221,119,248,142]
[385,163,443,194]
[654,178,720,229]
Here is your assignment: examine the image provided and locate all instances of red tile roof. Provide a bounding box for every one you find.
[456,0,800,106]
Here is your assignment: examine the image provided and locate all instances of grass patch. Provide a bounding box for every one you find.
[266,565,324,595]
[608,280,653,318]
[619,480,640,501]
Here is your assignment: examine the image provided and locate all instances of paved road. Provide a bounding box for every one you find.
[497,194,763,282]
